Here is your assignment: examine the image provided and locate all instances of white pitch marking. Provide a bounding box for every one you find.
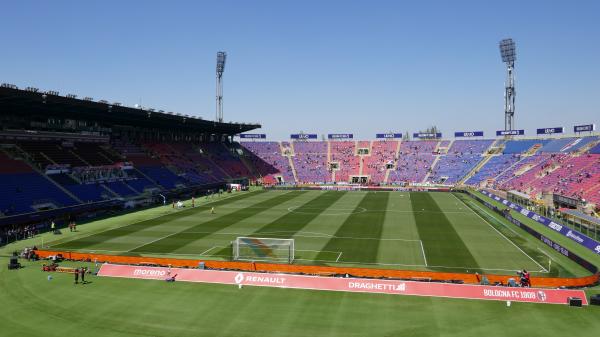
[199,246,222,256]
[537,248,557,262]
[47,190,260,248]
[451,194,548,272]
[126,231,182,252]
[419,240,428,267]
[467,199,523,238]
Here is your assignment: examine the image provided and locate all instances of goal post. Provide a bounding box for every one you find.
[232,237,295,264]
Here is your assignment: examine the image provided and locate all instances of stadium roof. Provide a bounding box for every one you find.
[0,86,260,135]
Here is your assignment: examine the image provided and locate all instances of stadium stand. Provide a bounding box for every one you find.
[503,139,549,154]
[240,141,295,183]
[429,140,492,184]
[387,141,438,184]
[590,143,600,154]
[539,137,579,153]
[2,85,600,229]
[363,140,398,184]
[0,152,78,215]
[465,154,522,186]
[330,141,360,182]
[291,141,330,183]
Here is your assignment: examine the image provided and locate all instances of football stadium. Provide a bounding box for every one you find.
[2,2,600,337]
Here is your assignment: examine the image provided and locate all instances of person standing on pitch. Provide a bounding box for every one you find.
[192,197,195,208]
[211,207,215,214]
[74,267,79,284]
[80,267,86,284]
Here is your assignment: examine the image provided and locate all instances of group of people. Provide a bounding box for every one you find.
[518,269,531,287]
[74,267,88,284]
[1,223,43,246]
[172,197,215,214]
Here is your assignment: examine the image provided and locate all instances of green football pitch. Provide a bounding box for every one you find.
[44,190,586,276]
[2,189,600,337]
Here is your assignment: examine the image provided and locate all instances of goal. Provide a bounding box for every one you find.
[232,237,295,264]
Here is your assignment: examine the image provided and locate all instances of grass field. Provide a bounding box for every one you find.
[45,190,586,276]
[2,189,600,337]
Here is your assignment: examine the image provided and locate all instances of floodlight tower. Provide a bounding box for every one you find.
[499,38,516,131]
[216,51,227,123]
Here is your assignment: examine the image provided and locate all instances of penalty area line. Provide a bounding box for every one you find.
[419,240,428,267]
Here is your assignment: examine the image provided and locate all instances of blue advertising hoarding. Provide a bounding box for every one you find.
[496,129,525,136]
[454,131,484,137]
[290,134,318,140]
[328,134,353,139]
[574,124,595,133]
[413,132,442,139]
[376,133,402,139]
[536,127,564,135]
[479,190,600,255]
[239,134,266,139]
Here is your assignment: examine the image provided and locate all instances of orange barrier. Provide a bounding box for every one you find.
[35,250,600,288]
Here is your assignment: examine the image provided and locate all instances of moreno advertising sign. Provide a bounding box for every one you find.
[98,264,587,305]
[496,130,525,136]
[454,131,484,137]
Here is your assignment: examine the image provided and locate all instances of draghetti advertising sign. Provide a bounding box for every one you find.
[98,264,587,305]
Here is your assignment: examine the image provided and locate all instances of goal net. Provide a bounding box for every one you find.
[232,237,295,264]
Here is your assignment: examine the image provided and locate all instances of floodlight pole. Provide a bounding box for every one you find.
[499,38,516,132]
[504,62,516,131]
[216,51,227,123]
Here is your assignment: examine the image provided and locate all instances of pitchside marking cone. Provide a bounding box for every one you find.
[238,284,242,289]
[506,301,511,307]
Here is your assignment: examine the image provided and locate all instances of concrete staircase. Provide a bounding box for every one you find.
[422,155,441,183]
[383,140,402,184]
[525,144,543,155]
[286,142,298,182]
[459,154,495,185]
[328,141,335,182]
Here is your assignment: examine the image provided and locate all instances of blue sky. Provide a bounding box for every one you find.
[2,0,599,139]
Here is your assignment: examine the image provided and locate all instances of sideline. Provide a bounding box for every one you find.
[451,193,548,273]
